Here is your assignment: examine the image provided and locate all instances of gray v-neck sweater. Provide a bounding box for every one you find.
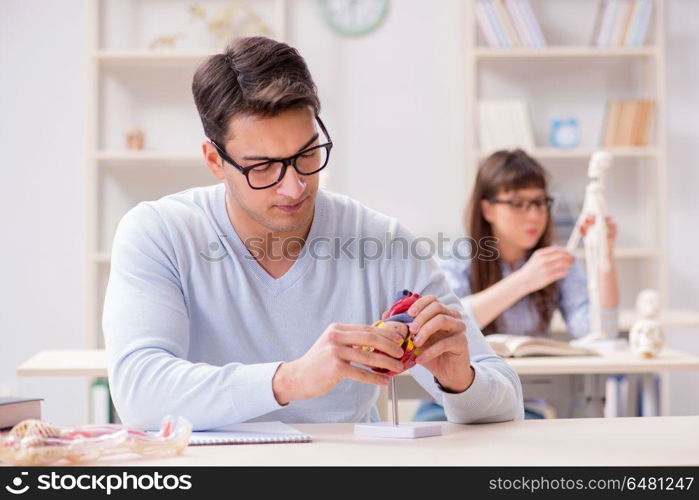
[103,183,523,430]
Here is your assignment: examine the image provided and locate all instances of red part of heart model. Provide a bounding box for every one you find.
[372,291,421,376]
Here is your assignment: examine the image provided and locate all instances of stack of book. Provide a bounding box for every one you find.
[591,0,654,47]
[478,100,535,153]
[1,397,42,430]
[475,0,546,48]
[602,99,655,147]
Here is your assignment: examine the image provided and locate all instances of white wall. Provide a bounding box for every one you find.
[0,0,87,424]
[0,0,697,425]
[290,0,467,240]
[664,0,699,415]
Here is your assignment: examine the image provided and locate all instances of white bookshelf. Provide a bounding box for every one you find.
[465,0,696,416]
[464,0,693,326]
[475,146,659,160]
[474,46,658,59]
[96,50,215,64]
[84,0,287,423]
[94,150,203,164]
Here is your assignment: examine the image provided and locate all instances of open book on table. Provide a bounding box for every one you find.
[485,334,596,358]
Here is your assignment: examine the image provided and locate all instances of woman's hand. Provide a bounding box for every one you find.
[514,246,574,295]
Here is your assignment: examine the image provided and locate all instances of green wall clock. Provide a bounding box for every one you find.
[318,0,390,37]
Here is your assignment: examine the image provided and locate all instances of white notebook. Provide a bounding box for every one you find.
[188,421,311,446]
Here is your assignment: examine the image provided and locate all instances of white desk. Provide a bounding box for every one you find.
[88,417,699,466]
[19,349,699,418]
[17,349,108,377]
[500,349,699,418]
[506,349,699,375]
[389,349,699,418]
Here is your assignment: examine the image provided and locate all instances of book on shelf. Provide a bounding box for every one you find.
[636,100,655,145]
[602,101,623,147]
[475,0,545,48]
[618,0,636,43]
[486,334,595,358]
[628,0,653,46]
[482,0,510,47]
[493,0,522,47]
[596,0,619,46]
[516,0,546,47]
[589,0,609,46]
[616,99,639,145]
[0,397,43,430]
[591,0,653,47]
[610,0,633,45]
[475,0,500,47]
[478,99,535,153]
[602,99,655,147]
[505,0,533,47]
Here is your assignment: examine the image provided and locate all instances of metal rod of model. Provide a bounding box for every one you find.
[390,377,399,426]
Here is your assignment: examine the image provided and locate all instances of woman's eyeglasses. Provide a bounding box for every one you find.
[209,115,333,190]
[489,196,554,214]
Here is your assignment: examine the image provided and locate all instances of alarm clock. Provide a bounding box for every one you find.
[317,0,389,37]
[549,117,581,149]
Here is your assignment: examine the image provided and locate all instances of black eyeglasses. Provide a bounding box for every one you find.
[209,115,333,190]
[489,196,554,214]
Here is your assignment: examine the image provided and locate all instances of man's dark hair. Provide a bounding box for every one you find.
[192,36,321,144]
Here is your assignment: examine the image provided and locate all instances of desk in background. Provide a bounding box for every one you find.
[19,348,699,378]
[18,348,699,421]
[17,349,108,377]
[392,349,699,418]
[505,350,699,417]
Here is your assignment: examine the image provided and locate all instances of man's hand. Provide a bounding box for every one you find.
[272,323,405,405]
[406,295,475,393]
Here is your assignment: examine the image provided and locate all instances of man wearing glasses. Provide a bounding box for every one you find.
[103,36,523,430]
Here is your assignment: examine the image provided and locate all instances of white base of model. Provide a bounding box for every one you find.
[354,422,443,439]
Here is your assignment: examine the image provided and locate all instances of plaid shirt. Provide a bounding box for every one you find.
[440,246,618,339]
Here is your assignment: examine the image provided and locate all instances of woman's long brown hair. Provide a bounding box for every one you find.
[467,149,558,335]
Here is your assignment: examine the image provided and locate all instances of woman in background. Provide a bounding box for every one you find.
[414,149,620,421]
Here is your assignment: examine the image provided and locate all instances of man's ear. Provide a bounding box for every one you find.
[202,141,225,180]
[481,198,495,224]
